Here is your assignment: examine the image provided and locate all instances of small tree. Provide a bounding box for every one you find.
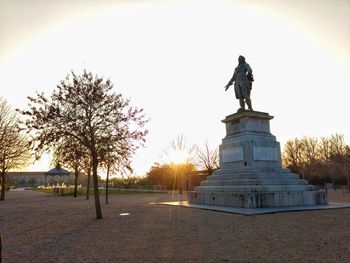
[163,135,195,194]
[52,138,87,197]
[146,163,174,189]
[193,141,219,176]
[0,98,32,200]
[101,144,132,204]
[146,162,195,190]
[20,70,148,218]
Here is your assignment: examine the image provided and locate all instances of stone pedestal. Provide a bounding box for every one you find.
[188,111,327,208]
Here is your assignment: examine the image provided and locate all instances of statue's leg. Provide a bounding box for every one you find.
[239,99,245,109]
[246,98,253,111]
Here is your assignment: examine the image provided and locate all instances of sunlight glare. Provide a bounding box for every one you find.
[168,150,188,165]
[119,213,130,216]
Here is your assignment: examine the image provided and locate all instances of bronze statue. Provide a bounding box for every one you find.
[225,55,254,112]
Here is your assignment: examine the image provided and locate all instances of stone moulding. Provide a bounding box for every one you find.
[188,191,327,208]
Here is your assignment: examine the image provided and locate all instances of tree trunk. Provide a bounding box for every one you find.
[177,166,183,194]
[0,172,6,201]
[92,153,103,219]
[86,166,91,200]
[73,171,79,198]
[106,165,110,204]
[178,173,182,194]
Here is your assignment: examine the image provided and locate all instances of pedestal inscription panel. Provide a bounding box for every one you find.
[222,146,244,162]
[253,146,278,161]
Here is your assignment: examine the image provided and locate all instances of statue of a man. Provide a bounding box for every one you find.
[225,55,254,112]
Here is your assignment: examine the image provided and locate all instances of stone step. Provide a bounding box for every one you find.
[213,167,293,174]
[207,173,300,181]
[194,184,316,192]
[214,167,291,174]
[201,178,308,186]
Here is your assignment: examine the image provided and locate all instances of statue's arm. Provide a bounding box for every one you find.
[246,63,254,83]
[225,73,235,91]
[246,63,252,74]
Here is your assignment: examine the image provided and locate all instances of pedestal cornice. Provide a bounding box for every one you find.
[222,110,273,124]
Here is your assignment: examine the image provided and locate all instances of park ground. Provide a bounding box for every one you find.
[1,190,350,263]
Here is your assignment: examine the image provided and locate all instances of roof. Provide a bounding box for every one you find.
[44,164,71,176]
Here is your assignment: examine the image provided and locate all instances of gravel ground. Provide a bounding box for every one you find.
[1,190,350,263]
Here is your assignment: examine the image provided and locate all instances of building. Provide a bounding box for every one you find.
[7,168,77,187]
[7,171,48,187]
[6,167,90,188]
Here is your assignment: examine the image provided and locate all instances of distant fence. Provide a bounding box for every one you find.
[138,185,167,192]
[316,184,350,194]
[106,185,167,193]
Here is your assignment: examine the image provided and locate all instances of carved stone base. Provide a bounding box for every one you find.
[188,111,327,208]
[188,190,327,208]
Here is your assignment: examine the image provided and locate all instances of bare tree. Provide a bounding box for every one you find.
[20,70,148,218]
[282,138,305,175]
[300,136,319,179]
[343,146,350,189]
[0,98,32,200]
[283,134,350,186]
[329,133,346,156]
[283,137,320,179]
[319,137,332,161]
[318,136,335,181]
[193,141,219,176]
[302,137,319,163]
[328,134,347,184]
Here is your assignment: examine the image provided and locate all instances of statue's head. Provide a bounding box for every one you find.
[238,55,245,64]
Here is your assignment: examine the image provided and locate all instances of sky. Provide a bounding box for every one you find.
[1,0,349,176]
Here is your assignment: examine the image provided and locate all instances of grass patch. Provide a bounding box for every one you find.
[34,188,54,194]
[103,189,166,195]
[34,188,167,196]
[34,188,85,196]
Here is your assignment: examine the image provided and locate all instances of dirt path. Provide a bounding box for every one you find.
[1,190,350,262]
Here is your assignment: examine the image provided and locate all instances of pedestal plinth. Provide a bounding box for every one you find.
[188,111,327,208]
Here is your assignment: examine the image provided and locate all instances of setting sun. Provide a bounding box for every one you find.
[167,150,189,165]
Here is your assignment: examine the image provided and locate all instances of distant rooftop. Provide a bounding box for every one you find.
[44,164,71,176]
[7,171,46,177]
